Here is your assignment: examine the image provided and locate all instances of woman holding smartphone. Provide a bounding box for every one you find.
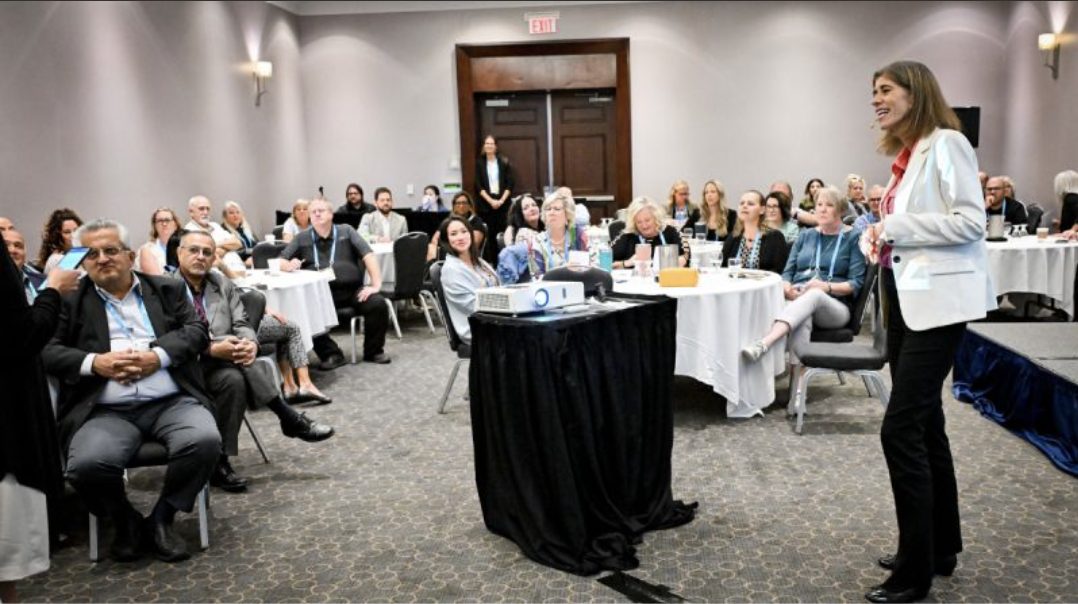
[861,61,996,603]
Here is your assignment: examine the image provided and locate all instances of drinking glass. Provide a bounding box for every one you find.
[727,256,742,278]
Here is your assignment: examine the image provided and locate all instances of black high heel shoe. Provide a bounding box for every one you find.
[877,553,957,576]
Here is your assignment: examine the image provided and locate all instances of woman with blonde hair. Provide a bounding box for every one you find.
[221,200,259,258]
[665,179,700,231]
[721,190,788,273]
[699,179,737,241]
[845,173,870,221]
[281,199,310,243]
[1054,169,1078,235]
[136,207,181,274]
[611,196,685,268]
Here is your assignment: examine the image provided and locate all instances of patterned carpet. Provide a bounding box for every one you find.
[22,310,1078,602]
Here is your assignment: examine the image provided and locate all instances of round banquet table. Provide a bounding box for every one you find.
[986,236,1078,318]
[613,268,786,417]
[233,269,338,352]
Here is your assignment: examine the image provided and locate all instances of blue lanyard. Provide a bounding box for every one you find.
[24,277,36,303]
[311,225,338,269]
[96,285,156,342]
[638,231,667,246]
[813,230,845,282]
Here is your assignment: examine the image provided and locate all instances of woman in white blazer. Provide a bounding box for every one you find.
[861,61,996,604]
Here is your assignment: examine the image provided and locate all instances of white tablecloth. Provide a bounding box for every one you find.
[614,269,786,417]
[234,269,338,352]
[986,237,1078,317]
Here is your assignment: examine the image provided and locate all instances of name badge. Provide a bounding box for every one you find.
[320,267,337,282]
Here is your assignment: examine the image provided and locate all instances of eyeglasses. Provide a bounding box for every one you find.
[868,197,883,202]
[85,246,126,260]
[155,218,175,224]
[765,204,781,209]
[181,245,215,258]
[986,186,1003,192]
[453,200,470,206]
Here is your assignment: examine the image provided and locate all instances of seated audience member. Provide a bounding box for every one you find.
[42,219,222,563]
[1,224,80,603]
[772,180,818,227]
[136,208,181,275]
[184,196,241,252]
[611,196,686,269]
[358,187,408,243]
[174,230,332,492]
[764,191,801,243]
[984,176,1028,225]
[438,215,499,345]
[978,170,989,197]
[418,185,447,212]
[3,229,46,302]
[853,185,885,232]
[844,173,870,224]
[722,190,789,273]
[221,201,259,260]
[337,183,375,220]
[428,192,488,262]
[497,192,588,284]
[282,198,311,243]
[1055,169,1078,234]
[503,194,544,247]
[280,198,390,368]
[665,179,700,231]
[801,178,824,212]
[700,179,737,241]
[742,186,866,363]
[38,208,83,274]
[255,306,331,404]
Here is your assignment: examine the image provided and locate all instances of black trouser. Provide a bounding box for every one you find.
[202,358,280,456]
[880,267,965,589]
[314,292,389,360]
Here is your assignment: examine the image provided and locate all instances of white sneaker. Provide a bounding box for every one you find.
[741,340,768,362]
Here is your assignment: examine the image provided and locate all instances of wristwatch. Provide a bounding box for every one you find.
[827,282,833,294]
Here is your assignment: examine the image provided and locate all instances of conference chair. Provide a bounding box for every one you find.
[808,263,879,344]
[251,241,285,269]
[608,220,626,241]
[787,266,887,434]
[379,232,439,337]
[89,441,210,561]
[1025,203,1044,232]
[236,288,282,464]
[430,261,470,414]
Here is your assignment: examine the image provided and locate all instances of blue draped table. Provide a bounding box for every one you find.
[952,324,1078,477]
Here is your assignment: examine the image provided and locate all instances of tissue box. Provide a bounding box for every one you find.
[658,268,699,287]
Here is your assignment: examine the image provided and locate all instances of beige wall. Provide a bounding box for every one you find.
[2,1,1076,263]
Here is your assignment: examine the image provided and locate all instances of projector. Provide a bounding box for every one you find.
[475,281,585,315]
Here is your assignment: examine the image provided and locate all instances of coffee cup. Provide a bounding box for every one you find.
[264,234,276,243]
[1037,227,1049,240]
[267,258,281,274]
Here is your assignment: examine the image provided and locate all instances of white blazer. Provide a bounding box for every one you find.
[883,128,997,331]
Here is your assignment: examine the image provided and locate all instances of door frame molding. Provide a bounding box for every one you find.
[455,38,631,207]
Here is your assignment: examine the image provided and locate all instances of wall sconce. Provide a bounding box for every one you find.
[253,61,273,106]
[1038,33,1060,80]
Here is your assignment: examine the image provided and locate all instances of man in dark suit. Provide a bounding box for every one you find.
[2,228,45,302]
[174,230,333,493]
[43,219,221,563]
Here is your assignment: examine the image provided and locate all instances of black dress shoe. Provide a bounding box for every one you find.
[319,354,347,371]
[878,553,957,576]
[362,353,391,364]
[210,458,248,493]
[296,388,333,405]
[281,412,335,442]
[865,584,929,603]
[109,511,145,562]
[145,518,190,563]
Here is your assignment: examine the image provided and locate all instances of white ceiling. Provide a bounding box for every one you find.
[267,0,650,17]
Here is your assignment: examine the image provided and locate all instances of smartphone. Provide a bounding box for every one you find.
[38,247,89,290]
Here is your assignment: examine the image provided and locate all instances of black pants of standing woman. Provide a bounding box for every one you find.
[879,267,965,590]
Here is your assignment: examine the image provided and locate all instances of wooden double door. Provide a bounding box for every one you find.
[477,89,616,200]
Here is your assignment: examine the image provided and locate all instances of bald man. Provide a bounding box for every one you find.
[984,176,1028,225]
[3,229,45,302]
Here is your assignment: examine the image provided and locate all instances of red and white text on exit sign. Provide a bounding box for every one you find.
[527,13,559,35]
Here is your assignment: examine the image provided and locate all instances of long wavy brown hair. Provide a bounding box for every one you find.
[37,208,83,268]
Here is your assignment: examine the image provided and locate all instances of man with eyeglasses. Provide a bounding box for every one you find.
[984,175,1028,225]
[280,197,391,369]
[174,230,333,493]
[43,219,221,563]
[853,185,886,232]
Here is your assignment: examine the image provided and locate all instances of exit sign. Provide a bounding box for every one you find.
[526,12,559,35]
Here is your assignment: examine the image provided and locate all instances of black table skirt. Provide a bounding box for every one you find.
[467,295,696,575]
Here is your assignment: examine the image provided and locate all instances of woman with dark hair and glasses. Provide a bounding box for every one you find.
[438,215,499,345]
[37,208,83,274]
[763,191,800,243]
[428,192,488,262]
[136,208,182,275]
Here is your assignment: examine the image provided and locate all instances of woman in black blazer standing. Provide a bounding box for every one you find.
[475,134,514,263]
